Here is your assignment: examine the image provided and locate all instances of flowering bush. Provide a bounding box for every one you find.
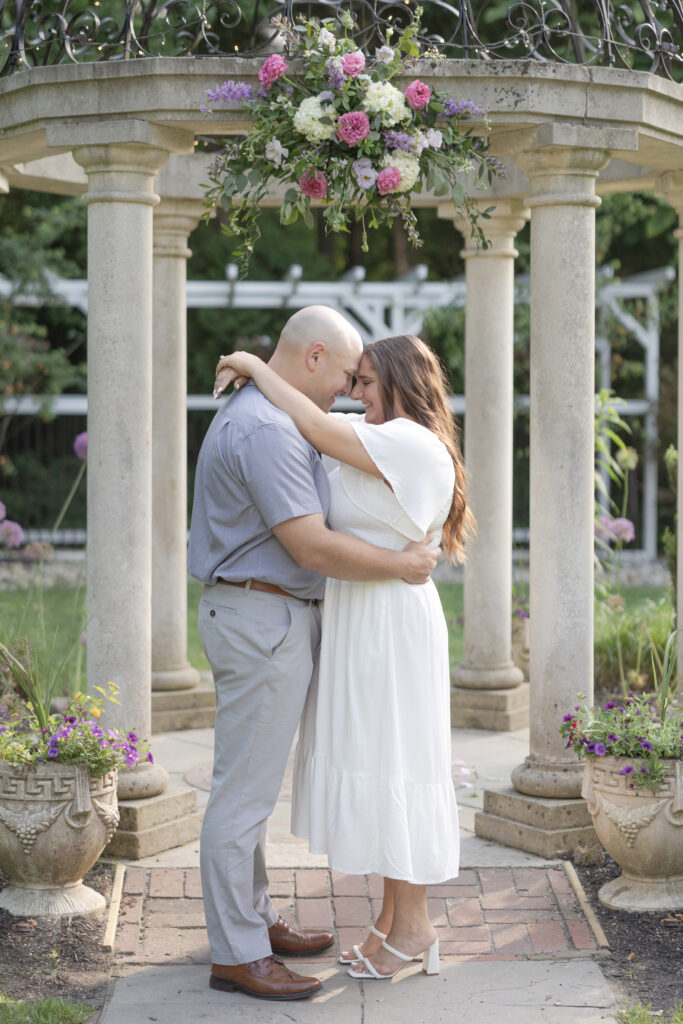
[0,681,151,778]
[561,632,682,790]
[202,8,502,273]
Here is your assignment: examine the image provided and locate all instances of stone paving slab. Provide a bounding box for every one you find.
[114,865,598,965]
[100,960,618,1024]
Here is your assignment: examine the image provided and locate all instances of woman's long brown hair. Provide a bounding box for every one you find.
[364,334,475,564]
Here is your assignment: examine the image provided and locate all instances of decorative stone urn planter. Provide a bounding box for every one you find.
[582,755,683,912]
[0,761,119,916]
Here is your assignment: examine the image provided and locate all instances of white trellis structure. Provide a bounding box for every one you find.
[3,264,669,557]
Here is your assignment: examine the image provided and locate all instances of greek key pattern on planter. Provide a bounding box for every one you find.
[0,766,118,851]
[598,795,667,848]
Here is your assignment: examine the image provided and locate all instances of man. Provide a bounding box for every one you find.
[188,305,438,1001]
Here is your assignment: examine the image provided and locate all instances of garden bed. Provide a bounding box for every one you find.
[0,863,114,1010]
[576,859,683,1012]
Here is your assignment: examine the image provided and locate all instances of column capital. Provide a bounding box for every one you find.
[153,197,207,260]
[440,198,528,258]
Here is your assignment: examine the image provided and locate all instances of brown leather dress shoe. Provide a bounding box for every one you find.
[210,956,322,1000]
[268,915,334,957]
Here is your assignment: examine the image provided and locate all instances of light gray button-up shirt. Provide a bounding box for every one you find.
[188,384,329,600]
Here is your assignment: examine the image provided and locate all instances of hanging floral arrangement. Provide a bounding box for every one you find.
[202,7,503,275]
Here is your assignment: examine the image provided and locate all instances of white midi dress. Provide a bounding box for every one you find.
[291,416,460,884]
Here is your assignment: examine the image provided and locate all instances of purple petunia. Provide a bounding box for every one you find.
[594,743,607,756]
[641,740,653,750]
[607,734,619,742]
[147,752,154,764]
[47,746,59,759]
[603,702,617,710]
[206,81,254,104]
[640,766,649,774]
[562,713,574,723]
[127,731,138,744]
[618,765,635,775]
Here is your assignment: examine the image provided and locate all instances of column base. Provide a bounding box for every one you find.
[452,661,525,690]
[151,672,216,733]
[512,757,585,799]
[106,783,203,859]
[117,761,169,801]
[451,683,529,731]
[151,663,201,691]
[475,786,596,859]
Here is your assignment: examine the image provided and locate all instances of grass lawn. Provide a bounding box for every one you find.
[0,581,673,695]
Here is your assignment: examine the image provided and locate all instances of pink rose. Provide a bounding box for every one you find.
[298,169,328,200]
[258,53,288,90]
[377,166,401,195]
[336,111,371,145]
[405,79,431,111]
[341,51,366,77]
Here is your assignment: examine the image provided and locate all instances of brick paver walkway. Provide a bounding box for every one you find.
[115,866,598,966]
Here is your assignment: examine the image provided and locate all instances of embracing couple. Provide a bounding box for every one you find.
[187,305,473,1001]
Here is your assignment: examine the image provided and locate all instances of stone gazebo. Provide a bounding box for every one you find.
[2,1,682,859]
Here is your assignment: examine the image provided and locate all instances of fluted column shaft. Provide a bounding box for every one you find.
[453,201,527,690]
[151,199,204,691]
[72,141,173,798]
[511,145,610,798]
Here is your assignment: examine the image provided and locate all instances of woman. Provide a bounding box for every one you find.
[214,335,474,981]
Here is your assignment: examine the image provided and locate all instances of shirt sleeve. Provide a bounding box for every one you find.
[350,418,455,535]
[232,422,324,530]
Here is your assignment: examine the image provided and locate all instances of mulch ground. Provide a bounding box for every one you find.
[0,864,114,1010]
[577,859,683,1012]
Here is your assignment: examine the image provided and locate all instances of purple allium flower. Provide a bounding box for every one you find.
[382,130,416,153]
[206,80,254,104]
[611,517,635,543]
[641,740,653,750]
[441,97,485,118]
[0,500,5,521]
[0,519,24,548]
[73,431,88,461]
[618,765,635,775]
[594,743,607,756]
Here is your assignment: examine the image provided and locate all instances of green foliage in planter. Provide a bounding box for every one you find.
[594,594,675,693]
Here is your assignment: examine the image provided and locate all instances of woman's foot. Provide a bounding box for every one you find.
[339,925,387,963]
[350,924,437,977]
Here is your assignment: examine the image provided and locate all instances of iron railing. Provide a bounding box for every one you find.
[0,2,682,79]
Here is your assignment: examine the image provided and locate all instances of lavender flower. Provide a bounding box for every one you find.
[317,90,334,102]
[382,130,415,153]
[206,81,254,105]
[326,56,345,90]
[442,98,485,118]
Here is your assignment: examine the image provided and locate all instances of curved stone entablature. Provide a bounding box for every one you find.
[0,57,682,182]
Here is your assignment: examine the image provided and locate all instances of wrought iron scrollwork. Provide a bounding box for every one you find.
[0,0,682,79]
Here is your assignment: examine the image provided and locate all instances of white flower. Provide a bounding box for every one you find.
[382,150,420,192]
[318,27,336,51]
[375,45,394,63]
[425,128,443,150]
[317,90,334,102]
[413,131,429,155]
[352,157,378,190]
[356,73,371,82]
[293,96,336,142]
[265,138,289,167]
[362,80,410,126]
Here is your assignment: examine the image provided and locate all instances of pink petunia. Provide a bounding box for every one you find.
[341,51,365,77]
[73,431,88,461]
[405,79,431,110]
[336,111,371,145]
[258,53,288,90]
[377,166,401,195]
[298,169,328,200]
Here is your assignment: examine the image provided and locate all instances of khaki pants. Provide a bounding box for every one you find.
[198,583,321,965]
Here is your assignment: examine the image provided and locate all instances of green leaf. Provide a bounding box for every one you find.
[303,207,315,229]
[451,183,466,205]
[280,203,299,226]
[235,175,247,193]
[284,188,298,203]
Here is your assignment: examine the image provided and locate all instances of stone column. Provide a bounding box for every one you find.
[474,125,639,857]
[151,198,204,693]
[446,200,528,730]
[656,171,683,675]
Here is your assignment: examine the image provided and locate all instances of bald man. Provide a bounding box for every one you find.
[188,306,438,1001]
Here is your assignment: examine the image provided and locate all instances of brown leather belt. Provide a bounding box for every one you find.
[216,578,315,604]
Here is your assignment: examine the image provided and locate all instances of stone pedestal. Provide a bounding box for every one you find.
[475,126,628,853]
[442,200,528,729]
[151,195,204,693]
[152,672,217,733]
[107,785,204,859]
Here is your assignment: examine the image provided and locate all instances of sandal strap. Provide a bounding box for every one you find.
[369,926,388,940]
[357,953,383,979]
[381,940,414,963]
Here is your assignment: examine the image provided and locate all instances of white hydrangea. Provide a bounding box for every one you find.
[362,80,410,126]
[292,96,336,142]
[382,150,421,192]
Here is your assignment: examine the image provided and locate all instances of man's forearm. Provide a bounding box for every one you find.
[306,528,406,581]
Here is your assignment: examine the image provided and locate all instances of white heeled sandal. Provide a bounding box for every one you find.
[347,937,439,980]
[338,924,387,965]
